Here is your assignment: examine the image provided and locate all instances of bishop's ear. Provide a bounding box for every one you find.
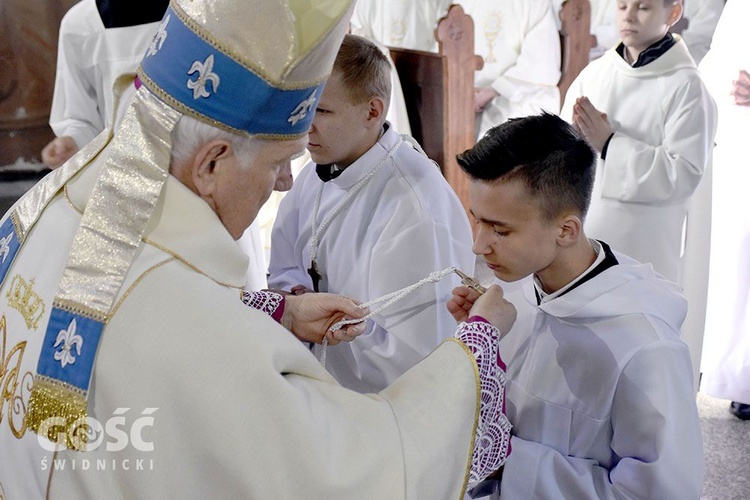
[191,140,232,197]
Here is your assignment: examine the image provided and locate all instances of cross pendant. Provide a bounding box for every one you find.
[307,259,322,293]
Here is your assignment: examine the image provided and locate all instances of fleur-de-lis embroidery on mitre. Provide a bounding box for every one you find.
[0,232,12,264]
[187,54,221,100]
[53,318,83,368]
[146,14,170,57]
[288,90,318,127]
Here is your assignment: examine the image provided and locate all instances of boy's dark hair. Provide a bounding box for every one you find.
[457,112,596,221]
[332,34,392,106]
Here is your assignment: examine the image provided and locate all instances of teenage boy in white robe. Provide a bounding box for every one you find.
[449,113,703,499]
[460,0,562,139]
[560,0,717,389]
[268,34,475,393]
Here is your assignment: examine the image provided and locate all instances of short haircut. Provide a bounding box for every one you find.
[332,34,392,106]
[456,112,597,221]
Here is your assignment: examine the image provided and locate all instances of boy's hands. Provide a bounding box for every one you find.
[572,96,612,152]
[732,70,750,107]
[448,284,517,339]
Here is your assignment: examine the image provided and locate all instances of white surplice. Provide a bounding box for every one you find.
[561,38,716,284]
[48,0,160,148]
[679,0,725,65]
[699,1,750,405]
[460,0,561,138]
[268,124,475,393]
[481,250,703,499]
[350,0,452,52]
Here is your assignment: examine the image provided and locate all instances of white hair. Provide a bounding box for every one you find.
[170,114,261,169]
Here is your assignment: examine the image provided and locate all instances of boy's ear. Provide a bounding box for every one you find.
[367,96,386,125]
[191,139,232,197]
[557,214,583,248]
[667,1,684,28]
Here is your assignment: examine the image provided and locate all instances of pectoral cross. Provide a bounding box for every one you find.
[308,259,322,293]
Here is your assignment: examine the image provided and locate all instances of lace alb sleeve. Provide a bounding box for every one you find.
[241,290,285,323]
[456,317,512,489]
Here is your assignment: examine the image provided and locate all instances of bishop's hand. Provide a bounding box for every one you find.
[283,293,369,345]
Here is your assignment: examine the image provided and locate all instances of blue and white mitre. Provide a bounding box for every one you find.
[0,0,354,449]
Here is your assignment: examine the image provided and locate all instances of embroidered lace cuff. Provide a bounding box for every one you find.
[241,290,285,323]
[456,319,512,489]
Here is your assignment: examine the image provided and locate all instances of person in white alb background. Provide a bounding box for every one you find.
[461,0,561,139]
[268,35,475,394]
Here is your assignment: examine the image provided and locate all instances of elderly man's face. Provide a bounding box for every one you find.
[213,136,306,239]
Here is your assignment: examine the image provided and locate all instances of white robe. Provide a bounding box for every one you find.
[483,251,703,499]
[268,125,475,393]
[561,38,717,284]
[678,0,725,65]
[460,0,561,138]
[561,40,717,391]
[48,0,160,148]
[699,1,750,405]
[0,143,481,499]
[350,0,452,52]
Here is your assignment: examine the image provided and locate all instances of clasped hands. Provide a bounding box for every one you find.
[572,96,611,153]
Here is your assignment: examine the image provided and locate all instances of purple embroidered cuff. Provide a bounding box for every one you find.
[241,290,285,323]
[467,315,490,324]
[455,320,512,489]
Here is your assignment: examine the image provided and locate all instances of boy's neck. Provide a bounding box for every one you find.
[535,237,597,295]
[620,33,674,68]
[335,123,386,171]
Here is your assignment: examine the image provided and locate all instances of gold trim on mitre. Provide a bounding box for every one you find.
[174,0,354,88]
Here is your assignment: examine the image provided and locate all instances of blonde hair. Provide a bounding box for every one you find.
[332,34,392,107]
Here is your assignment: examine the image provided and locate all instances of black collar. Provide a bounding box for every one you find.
[96,0,169,29]
[535,240,619,305]
[616,34,676,68]
[315,164,344,182]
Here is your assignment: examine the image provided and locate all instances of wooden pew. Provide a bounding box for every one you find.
[389,4,481,215]
[558,0,594,107]
[389,1,592,212]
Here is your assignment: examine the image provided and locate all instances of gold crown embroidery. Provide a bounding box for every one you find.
[6,275,46,331]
